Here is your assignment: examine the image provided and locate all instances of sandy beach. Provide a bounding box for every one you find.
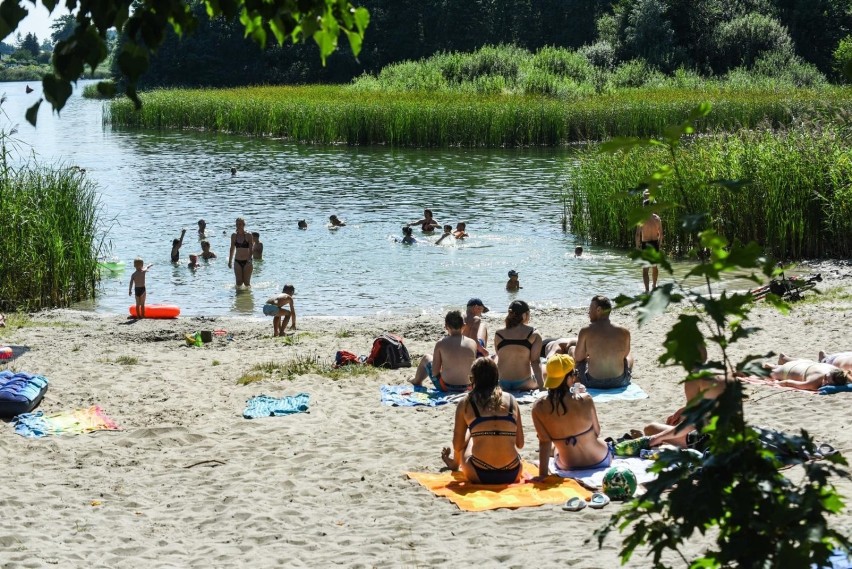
[1,261,851,568]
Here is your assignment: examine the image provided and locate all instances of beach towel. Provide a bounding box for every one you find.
[13,406,120,438]
[0,371,49,418]
[821,549,852,569]
[407,462,592,512]
[548,457,657,489]
[380,385,455,407]
[587,383,649,402]
[243,393,310,419]
[818,384,852,395]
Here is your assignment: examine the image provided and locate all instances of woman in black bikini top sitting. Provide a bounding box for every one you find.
[493,300,543,391]
[531,354,612,477]
[228,217,254,287]
[441,358,525,485]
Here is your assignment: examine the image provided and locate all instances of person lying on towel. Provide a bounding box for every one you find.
[763,354,850,391]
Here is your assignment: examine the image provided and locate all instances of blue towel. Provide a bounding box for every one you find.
[587,383,649,402]
[817,549,852,569]
[380,385,456,407]
[243,393,310,419]
[818,384,852,395]
[0,371,49,403]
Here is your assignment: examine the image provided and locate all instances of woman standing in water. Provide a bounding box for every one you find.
[228,217,254,287]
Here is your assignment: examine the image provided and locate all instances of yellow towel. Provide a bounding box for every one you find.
[407,462,592,512]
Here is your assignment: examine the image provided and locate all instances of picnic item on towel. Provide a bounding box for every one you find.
[407,462,592,512]
[0,371,49,418]
[243,393,310,419]
[13,405,120,438]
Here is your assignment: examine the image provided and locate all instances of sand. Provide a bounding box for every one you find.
[1,261,851,568]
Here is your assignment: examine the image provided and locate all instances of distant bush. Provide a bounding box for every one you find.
[833,35,852,83]
[608,59,658,88]
[712,14,795,73]
[580,41,616,70]
[530,46,593,83]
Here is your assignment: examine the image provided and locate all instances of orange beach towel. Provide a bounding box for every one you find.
[407,462,592,512]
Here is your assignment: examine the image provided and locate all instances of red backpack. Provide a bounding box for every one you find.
[334,350,361,368]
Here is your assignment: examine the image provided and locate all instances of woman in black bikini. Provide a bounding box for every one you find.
[531,354,612,477]
[441,358,525,485]
[228,217,254,287]
[493,300,543,391]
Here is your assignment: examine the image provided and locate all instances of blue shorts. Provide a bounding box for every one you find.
[577,360,631,389]
[263,303,280,316]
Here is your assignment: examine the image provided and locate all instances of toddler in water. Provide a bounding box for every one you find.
[298,220,308,230]
[128,258,153,318]
[506,270,522,291]
[400,226,417,245]
[170,228,186,262]
[453,222,468,239]
[435,224,453,245]
[200,240,216,259]
[252,231,263,260]
[329,215,346,227]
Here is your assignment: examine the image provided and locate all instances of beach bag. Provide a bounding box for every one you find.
[334,350,361,368]
[367,333,411,369]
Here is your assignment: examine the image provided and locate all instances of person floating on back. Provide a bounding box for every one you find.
[128,258,153,319]
[170,228,187,263]
[329,215,346,228]
[454,222,469,239]
[635,196,663,292]
[263,284,296,337]
[506,270,521,291]
[407,208,440,232]
[252,231,263,260]
[200,240,216,259]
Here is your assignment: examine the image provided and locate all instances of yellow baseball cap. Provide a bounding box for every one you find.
[544,354,575,389]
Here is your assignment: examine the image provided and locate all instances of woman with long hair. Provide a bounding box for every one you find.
[228,217,254,287]
[441,358,525,485]
[493,300,543,391]
[531,354,612,478]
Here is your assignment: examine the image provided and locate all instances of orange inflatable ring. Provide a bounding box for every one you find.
[129,304,181,319]
[0,346,12,360]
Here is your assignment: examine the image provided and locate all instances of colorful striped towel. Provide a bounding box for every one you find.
[243,393,310,419]
[13,406,120,438]
[408,462,592,512]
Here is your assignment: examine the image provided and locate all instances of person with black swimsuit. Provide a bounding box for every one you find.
[493,300,543,391]
[441,358,525,485]
[228,217,254,287]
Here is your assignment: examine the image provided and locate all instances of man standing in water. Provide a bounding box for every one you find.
[464,298,490,357]
[635,196,663,292]
[572,295,634,389]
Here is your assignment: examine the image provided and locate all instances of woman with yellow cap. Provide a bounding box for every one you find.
[531,354,612,478]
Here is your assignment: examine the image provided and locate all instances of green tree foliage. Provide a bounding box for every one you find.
[834,35,852,83]
[595,104,851,569]
[711,13,794,72]
[621,0,681,70]
[19,32,39,57]
[49,14,76,45]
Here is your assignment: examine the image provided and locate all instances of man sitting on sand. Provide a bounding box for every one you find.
[571,295,634,389]
[763,354,849,391]
[411,311,477,392]
[263,284,296,337]
[463,298,490,357]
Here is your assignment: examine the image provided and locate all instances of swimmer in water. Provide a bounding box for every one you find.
[406,209,440,232]
[435,224,453,245]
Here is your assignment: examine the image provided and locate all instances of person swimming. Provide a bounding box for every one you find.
[400,226,417,244]
[406,209,440,232]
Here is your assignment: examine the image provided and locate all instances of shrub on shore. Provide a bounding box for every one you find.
[0,164,103,311]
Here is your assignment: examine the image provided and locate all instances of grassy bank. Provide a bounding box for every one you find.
[0,165,104,311]
[569,125,852,259]
[106,85,852,147]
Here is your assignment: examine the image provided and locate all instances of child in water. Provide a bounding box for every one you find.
[435,224,453,245]
[298,220,308,230]
[263,284,297,337]
[506,270,522,291]
[170,228,186,262]
[252,231,263,260]
[200,240,216,259]
[197,219,207,238]
[453,222,469,239]
[329,215,346,228]
[575,246,583,257]
[188,254,200,269]
[128,258,153,318]
[400,226,417,244]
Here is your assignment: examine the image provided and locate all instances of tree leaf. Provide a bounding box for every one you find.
[25,98,41,126]
[0,0,28,40]
[659,314,704,368]
[41,73,72,112]
[637,283,674,326]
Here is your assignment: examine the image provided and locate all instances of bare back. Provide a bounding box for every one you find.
[575,320,631,379]
[434,334,477,386]
[639,214,662,243]
[531,393,608,469]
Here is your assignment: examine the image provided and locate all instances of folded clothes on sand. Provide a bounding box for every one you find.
[13,405,120,438]
[407,462,591,512]
[243,393,310,419]
[548,457,657,489]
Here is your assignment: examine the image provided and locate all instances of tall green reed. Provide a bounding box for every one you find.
[0,150,104,311]
[570,125,852,259]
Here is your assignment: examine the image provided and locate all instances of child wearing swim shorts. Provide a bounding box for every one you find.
[264,284,297,337]
[129,258,153,318]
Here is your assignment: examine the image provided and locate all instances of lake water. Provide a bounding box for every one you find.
[2,80,696,318]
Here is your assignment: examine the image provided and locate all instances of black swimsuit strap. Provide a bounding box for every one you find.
[468,397,481,418]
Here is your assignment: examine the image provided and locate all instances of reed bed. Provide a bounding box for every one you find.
[0,166,103,311]
[106,85,852,147]
[570,125,852,259]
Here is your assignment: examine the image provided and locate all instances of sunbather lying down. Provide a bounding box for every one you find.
[763,354,850,391]
[818,350,852,370]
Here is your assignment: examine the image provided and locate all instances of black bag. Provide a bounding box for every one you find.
[366,333,412,369]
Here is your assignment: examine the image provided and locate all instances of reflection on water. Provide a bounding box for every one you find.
[0,80,749,317]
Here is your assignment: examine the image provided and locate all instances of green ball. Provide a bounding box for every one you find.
[602,465,637,500]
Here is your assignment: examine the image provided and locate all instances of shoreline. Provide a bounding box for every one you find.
[1,268,851,567]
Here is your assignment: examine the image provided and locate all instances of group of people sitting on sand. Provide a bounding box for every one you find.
[410,294,851,485]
